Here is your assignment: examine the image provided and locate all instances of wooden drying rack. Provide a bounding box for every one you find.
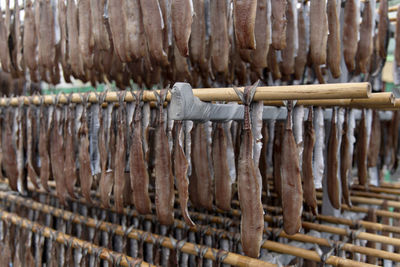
[0,82,387,109]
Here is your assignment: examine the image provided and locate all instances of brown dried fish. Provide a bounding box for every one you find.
[326,0,341,78]
[108,0,129,62]
[273,121,284,200]
[14,0,23,72]
[154,89,174,225]
[67,0,84,77]
[26,105,40,189]
[378,0,389,59]
[38,105,51,191]
[357,109,368,186]
[114,97,127,213]
[271,0,286,50]
[171,0,193,56]
[327,108,340,209]
[281,0,295,76]
[78,0,94,68]
[267,46,282,81]
[64,103,78,199]
[130,94,152,215]
[192,122,213,210]
[357,1,373,73]
[210,0,229,75]
[343,0,359,72]
[190,0,208,74]
[281,102,303,235]
[310,0,328,66]
[367,110,381,167]
[0,4,11,72]
[140,0,169,66]
[259,122,269,197]
[234,0,257,49]
[250,0,270,70]
[38,0,55,70]
[212,123,231,211]
[294,6,307,80]
[234,82,263,257]
[50,107,67,205]
[90,0,110,51]
[78,104,93,204]
[302,107,317,215]
[23,0,37,73]
[173,121,195,226]
[16,106,27,195]
[340,109,352,207]
[123,0,147,60]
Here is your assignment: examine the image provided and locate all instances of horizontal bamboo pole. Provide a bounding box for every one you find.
[3,190,395,264]
[0,191,270,267]
[351,184,400,196]
[0,83,371,106]
[389,6,398,12]
[0,209,153,267]
[263,92,394,108]
[380,182,400,189]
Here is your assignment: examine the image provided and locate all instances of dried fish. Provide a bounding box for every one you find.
[234,82,264,258]
[114,96,127,213]
[14,0,23,72]
[326,0,341,78]
[154,89,174,225]
[343,0,359,72]
[38,0,55,70]
[294,5,307,80]
[267,46,281,81]
[78,101,93,204]
[367,110,381,167]
[378,0,389,59]
[190,0,208,75]
[313,107,325,189]
[281,102,303,235]
[67,0,84,76]
[259,122,269,196]
[357,109,368,186]
[327,108,340,209]
[340,109,352,207]
[91,0,110,51]
[39,104,51,191]
[78,0,94,68]
[310,0,328,66]
[271,0,286,50]
[172,0,193,56]
[356,0,373,73]
[64,102,78,199]
[140,0,169,66]
[233,0,257,49]
[281,0,296,76]
[303,107,317,215]
[192,122,213,210]
[250,0,271,70]
[26,105,40,189]
[212,123,231,211]
[130,93,152,215]
[23,0,37,73]
[272,121,284,200]
[0,4,11,72]
[210,0,229,75]
[174,121,195,226]
[123,0,147,60]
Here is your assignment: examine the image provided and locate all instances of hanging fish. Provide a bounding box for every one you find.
[38,104,52,192]
[130,92,152,215]
[310,0,328,66]
[356,0,373,74]
[26,105,40,189]
[281,0,296,76]
[23,0,38,74]
[123,0,147,60]
[78,0,94,68]
[340,109,352,207]
[281,101,303,235]
[302,107,317,215]
[271,0,287,50]
[233,0,257,50]
[377,0,389,60]
[212,122,232,211]
[16,104,27,195]
[174,121,195,226]
[78,99,93,204]
[294,5,307,80]
[38,0,55,70]
[259,122,269,197]
[326,0,341,78]
[189,0,208,77]
[154,89,175,225]
[210,0,229,75]
[140,0,169,66]
[357,109,368,186]
[327,108,340,209]
[233,81,264,258]
[171,0,193,56]
[343,0,359,72]
[367,110,381,167]
[67,0,84,77]
[50,105,67,206]
[0,4,11,72]
[64,100,78,199]
[273,121,284,200]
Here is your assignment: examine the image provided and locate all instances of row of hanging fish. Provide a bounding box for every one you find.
[0,0,395,90]
[1,86,400,259]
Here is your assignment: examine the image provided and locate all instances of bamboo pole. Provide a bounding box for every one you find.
[262,92,394,108]
[351,184,400,196]
[2,190,396,265]
[0,83,371,106]
[0,209,154,267]
[0,191,270,267]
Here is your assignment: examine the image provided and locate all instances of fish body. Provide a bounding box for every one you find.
[294,6,307,80]
[172,0,193,56]
[367,110,381,167]
[114,104,127,213]
[327,0,341,78]
[378,0,389,59]
[343,0,359,72]
[78,0,94,68]
[357,110,368,185]
[64,105,78,199]
[250,0,271,70]
[79,109,93,204]
[38,106,51,191]
[340,110,352,207]
[281,0,296,76]
[310,0,328,66]
[23,0,37,72]
[234,0,257,49]
[271,0,287,50]
[327,108,340,209]
[302,108,317,215]
[357,1,373,73]
[210,0,229,74]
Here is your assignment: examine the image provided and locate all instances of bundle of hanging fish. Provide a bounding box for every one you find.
[0,0,395,90]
